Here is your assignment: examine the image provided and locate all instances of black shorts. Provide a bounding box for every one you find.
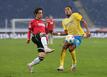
[32,33,44,52]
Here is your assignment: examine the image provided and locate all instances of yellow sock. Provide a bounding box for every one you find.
[59,49,66,67]
[70,50,77,65]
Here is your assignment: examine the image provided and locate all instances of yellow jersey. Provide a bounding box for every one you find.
[62,12,85,36]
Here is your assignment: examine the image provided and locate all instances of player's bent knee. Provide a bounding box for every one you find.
[40,33,46,37]
[39,56,44,61]
[69,45,76,52]
[38,49,44,52]
[63,45,68,49]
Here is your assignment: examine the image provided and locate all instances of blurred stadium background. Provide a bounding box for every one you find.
[0,1,107,77]
[0,0,107,38]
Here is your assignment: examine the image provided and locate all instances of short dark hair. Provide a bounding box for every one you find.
[33,8,43,15]
[65,6,72,10]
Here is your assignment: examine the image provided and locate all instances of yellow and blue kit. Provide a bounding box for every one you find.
[62,12,85,47]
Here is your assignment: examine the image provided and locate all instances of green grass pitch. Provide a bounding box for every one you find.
[0,38,107,77]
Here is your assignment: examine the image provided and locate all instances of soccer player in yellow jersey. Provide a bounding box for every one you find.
[57,6,90,71]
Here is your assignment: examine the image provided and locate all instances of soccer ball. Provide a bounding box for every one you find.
[65,35,75,43]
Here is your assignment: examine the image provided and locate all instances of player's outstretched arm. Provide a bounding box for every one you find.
[82,19,91,38]
[27,30,31,44]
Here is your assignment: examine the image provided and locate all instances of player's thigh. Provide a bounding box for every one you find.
[32,34,44,48]
[63,42,70,49]
[69,45,76,52]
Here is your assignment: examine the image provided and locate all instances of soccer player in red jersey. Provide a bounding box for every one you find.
[45,16,55,44]
[27,8,54,73]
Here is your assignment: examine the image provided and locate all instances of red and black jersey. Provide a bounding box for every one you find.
[28,19,46,34]
[27,19,46,40]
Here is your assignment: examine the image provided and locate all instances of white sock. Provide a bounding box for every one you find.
[41,37,48,49]
[72,64,76,68]
[29,57,41,66]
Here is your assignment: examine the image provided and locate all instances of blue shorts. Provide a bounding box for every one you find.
[73,36,83,47]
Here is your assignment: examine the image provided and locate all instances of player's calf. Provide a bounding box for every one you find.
[27,56,44,73]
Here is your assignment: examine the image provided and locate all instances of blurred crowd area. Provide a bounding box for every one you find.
[0,0,107,38]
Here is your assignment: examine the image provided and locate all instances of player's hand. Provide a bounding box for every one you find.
[27,40,30,44]
[83,32,91,38]
[84,32,91,38]
[86,31,91,37]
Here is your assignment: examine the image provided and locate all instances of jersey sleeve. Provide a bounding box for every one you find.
[74,13,83,21]
[28,21,33,31]
[27,21,33,40]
